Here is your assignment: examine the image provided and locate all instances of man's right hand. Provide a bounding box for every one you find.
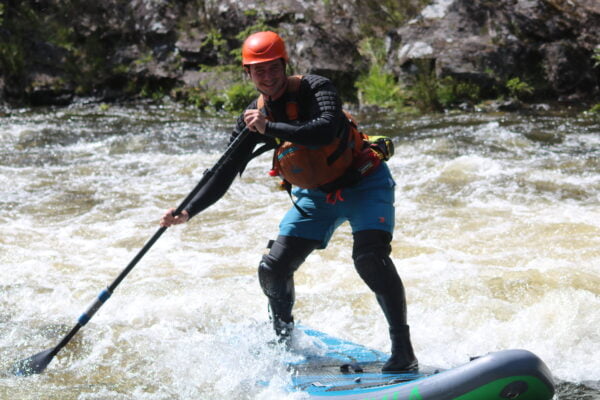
[243,109,267,134]
[160,209,190,227]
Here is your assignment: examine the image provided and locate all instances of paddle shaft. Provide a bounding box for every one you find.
[39,127,251,363]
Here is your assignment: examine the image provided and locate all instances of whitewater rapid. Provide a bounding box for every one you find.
[1,104,598,399]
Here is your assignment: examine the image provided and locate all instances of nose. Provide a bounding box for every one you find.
[263,70,278,81]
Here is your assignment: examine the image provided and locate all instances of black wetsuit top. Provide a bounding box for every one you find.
[184,74,348,219]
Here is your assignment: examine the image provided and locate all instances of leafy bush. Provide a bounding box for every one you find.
[202,28,229,61]
[506,77,534,99]
[593,46,600,68]
[408,59,442,112]
[437,76,481,108]
[223,82,256,112]
[355,64,407,110]
[355,37,407,111]
[589,103,600,114]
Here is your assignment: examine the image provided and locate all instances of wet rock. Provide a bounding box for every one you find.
[0,77,5,105]
[26,73,74,106]
[497,99,523,112]
[541,40,596,95]
[176,29,216,69]
[531,103,551,112]
[1,0,599,106]
[388,0,600,100]
[282,23,363,99]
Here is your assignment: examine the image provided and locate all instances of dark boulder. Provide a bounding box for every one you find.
[1,0,598,106]
[387,0,600,101]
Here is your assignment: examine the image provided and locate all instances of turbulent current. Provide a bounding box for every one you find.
[1,103,599,399]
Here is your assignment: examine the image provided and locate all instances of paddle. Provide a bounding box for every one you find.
[11,127,250,376]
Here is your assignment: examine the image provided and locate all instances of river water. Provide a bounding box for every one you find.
[0,103,599,399]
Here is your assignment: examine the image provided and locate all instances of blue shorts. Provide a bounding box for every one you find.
[279,163,396,248]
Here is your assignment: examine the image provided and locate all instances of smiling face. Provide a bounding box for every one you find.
[247,59,287,100]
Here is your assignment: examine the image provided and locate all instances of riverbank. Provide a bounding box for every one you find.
[1,0,599,112]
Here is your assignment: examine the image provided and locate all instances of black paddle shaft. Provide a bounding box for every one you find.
[12,127,250,375]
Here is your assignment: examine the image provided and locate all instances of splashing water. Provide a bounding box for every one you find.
[1,104,598,399]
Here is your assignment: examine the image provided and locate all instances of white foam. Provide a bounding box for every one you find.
[2,107,599,398]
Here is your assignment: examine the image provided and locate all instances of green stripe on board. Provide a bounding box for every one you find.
[409,387,423,400]
[452,376,553,400]
[360,376,552,400]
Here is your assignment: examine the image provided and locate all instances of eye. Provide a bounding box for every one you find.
[270,64,283,74]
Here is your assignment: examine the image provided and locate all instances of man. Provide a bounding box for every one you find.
[160,31,418,372]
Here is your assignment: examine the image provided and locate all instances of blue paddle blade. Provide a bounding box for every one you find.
[11,348,55,376]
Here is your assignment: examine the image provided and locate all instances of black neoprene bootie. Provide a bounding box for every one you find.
[382,325,418,373]
[273,315,294,340]
[268,303,294,348]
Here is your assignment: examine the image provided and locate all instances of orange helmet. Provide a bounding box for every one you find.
[242,31,288,66]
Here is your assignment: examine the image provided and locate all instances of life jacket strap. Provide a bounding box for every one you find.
[281,180,310,218]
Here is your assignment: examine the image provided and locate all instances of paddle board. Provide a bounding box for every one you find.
[287,326,555,400]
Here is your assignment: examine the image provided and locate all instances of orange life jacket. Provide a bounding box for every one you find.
[257,75,368,189]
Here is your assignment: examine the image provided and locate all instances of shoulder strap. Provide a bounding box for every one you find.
[281,180,310,218]
[257,94,267,115]
[287,75,303,91]
[285,75,303,120]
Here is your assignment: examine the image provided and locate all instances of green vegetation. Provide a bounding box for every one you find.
[505,77,534,100]
[437,77,481,108]
[222,82,256,112]
[354,39,482,113]
[0,3,33,84]
[140,82,166,102]
[0,40,25,80]
[407,61,481,112]
[355,38,409,111]
[170,64,256,113]
[2,1,595,113]
[202,28,230,61]
[349,0,430,36]
[409,59,442,112]
[584,48,599,116]
[181,80,256,113]
[0,1,117,99]
[588,103,600,114]
[356,64,407,110]
[593,47,600,68]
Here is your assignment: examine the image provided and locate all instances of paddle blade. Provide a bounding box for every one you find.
[11,348,55,376]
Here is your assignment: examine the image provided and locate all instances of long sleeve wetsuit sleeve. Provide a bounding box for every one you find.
[181,74,344,220]
[263,75,345,146]
[183,120,271,220]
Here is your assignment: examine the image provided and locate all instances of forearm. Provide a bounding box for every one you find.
[184,129,260,219]
[264,111,340,145]
[183,162,239,219]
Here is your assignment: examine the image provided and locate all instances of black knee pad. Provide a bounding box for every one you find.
[353,230,401,294]
[258,235,319,299]
[258,258,296,302]
[354,252,400,294]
